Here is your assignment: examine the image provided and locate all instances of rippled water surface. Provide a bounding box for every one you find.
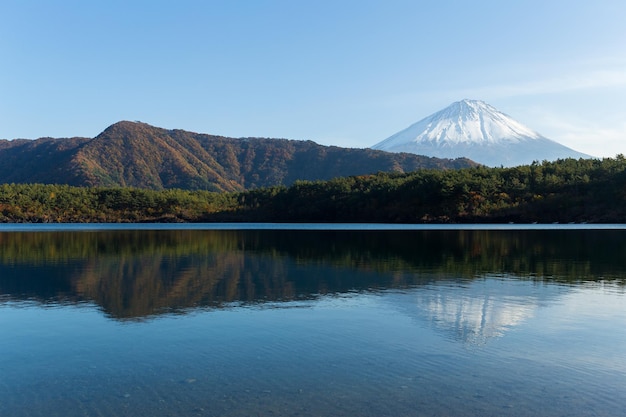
[1,225,625,416]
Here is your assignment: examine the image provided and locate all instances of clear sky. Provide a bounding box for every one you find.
[2,0,625,157]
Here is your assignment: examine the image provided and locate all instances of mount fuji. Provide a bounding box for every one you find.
[372,100,591,167]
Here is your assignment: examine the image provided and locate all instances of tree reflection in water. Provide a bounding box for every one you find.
[0,229,624,320]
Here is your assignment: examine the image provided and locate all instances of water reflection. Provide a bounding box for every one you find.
[0,229,624,321]
[387,277,566,345]
[2,228,626,417]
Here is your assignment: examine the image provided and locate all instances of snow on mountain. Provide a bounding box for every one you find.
[372,99,592,167]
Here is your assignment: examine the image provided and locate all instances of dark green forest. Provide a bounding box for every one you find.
[1,156,625,223]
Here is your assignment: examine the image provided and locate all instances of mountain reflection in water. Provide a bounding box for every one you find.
[388,276,564,345]
[0,229,624,323]
[2,227,626,417]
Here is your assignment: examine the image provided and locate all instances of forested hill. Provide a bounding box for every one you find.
[0,121,477,191]
[1,157,625,224]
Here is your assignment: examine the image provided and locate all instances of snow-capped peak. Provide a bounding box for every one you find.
[374,99,542,150]
[371,99,591,167]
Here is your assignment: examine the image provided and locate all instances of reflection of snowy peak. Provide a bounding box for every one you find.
[419,286,535,345]
[372,99,591,167]
[387,276,566,346]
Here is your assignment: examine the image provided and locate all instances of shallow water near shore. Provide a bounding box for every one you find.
[1,225,625,416]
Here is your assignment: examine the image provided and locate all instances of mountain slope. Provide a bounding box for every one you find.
[1,121,478,191]
[73,122,242,191]
[0,137,91,185]
[372,100,591,167]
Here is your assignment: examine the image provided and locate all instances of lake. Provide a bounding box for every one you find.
[1,224,625,416]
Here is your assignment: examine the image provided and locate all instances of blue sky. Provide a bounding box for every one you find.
[2,0,625,157]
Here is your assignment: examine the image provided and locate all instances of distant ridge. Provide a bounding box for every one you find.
[372,100,591,167]
[0,121,477,191]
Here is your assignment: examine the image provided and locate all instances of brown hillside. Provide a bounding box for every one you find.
[0,137,91,185]
[1,121,478,191]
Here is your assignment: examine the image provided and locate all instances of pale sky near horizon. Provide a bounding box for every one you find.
[2,0,625,157]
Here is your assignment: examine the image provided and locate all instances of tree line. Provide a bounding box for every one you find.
[1,156,625,223]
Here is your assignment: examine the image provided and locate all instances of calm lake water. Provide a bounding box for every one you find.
[1,224,625,417]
